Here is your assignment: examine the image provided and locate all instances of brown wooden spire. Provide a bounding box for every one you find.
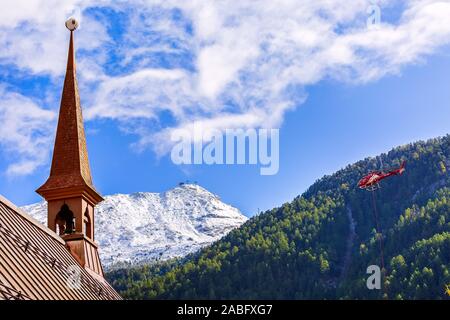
[36,21,104,276]
[36,29,102,204]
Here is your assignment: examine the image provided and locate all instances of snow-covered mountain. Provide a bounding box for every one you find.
[22,184,247,269]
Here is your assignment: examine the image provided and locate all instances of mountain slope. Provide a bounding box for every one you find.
[22,184,248,268]
[107,135,450,299]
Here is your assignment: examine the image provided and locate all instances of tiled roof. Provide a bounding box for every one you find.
[0,195,122,300]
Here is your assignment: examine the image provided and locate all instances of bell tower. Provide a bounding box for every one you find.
[36,18,104,277]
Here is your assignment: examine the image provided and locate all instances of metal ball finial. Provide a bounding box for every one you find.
[65,18,79,31]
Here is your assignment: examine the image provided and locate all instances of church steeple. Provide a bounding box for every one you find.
[36,19,99,201]
[36,19,104,277]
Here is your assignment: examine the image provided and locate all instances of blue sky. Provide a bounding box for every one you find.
[1,1,450,216]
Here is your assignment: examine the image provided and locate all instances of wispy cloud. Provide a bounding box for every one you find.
[0,87,55,175]
[1,0,450,175]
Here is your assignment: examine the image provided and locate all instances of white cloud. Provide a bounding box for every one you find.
[86,68,193,120]
[0,0,110,76]
[2,0,450,174]
[94,0,450,155]
[0,87,56,175]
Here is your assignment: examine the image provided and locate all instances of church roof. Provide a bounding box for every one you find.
[36,30,101,201]
[0,194,121,300]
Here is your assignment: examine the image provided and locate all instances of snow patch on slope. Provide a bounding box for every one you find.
[22,184,247,268]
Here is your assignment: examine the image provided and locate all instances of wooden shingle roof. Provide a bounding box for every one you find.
[0,195,122,300]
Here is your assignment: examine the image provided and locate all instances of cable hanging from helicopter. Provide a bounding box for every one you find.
[357,160,406,293]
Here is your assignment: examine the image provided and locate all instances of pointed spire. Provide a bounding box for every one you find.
[37,20,102,204]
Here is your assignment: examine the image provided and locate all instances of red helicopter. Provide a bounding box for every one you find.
[358,161,406,191]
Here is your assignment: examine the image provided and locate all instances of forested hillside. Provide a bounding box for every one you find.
[107,135,450,299]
